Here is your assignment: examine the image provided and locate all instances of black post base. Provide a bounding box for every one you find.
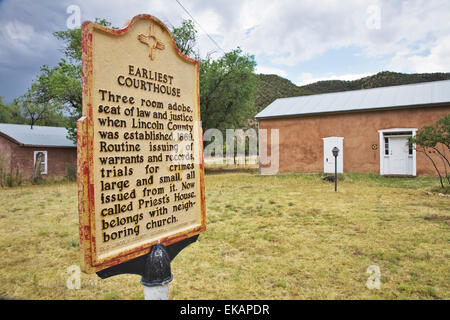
[96,235,199,279]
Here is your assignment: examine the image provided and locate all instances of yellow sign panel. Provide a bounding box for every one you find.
[78,15,206,273]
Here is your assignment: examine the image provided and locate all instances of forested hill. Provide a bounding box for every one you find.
[255,74,313,114]
[254,71,450,114]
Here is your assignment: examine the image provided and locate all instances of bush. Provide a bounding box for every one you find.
[0,155,7,187]
[410,114,450,188]
[65,164,77,182]
[31,174,44,185]
[0,156,24,187]
[6,168,24,187]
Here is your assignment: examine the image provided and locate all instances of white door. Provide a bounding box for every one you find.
[379,129,417,176]
[323,137,343,174]
[386,137,409,175]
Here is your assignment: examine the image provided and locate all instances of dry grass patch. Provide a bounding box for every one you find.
[0,172,448,299]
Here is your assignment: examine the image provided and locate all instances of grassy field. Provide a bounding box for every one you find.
[0,169,448,300]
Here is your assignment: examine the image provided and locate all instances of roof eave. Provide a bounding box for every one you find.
[0,131,24,146]
[21,144,76,148]
[0,129,76,148]
[255,101,450,120]
[0,131,76,148]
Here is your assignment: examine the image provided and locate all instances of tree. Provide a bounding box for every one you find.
[0,95,67,128]
[27,60,81,135]
[0,97,10,123]
[170,19,258,134]
[410,114,450,188]
[25,19,111,140]
[19,80,71,129]
[16,67,71,129]
[27,18,257,147]
[199,48,257,133]
[0,97,26,124]
[171,19,197,58]
[17,95,52,129]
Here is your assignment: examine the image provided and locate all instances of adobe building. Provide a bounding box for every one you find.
[255,80,450,176]
[0,123,76,179]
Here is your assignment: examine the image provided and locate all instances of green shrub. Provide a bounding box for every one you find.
[0,155,7,187]
[6,168,24,187]
[65,164,77,182]
[0,155,25,188]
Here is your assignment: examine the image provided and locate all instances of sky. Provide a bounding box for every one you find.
[0,0,449,102]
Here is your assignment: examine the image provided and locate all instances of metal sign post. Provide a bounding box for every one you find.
[96,235,199,300]
[140,242,172,300]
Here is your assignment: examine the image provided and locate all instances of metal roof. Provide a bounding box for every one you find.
[0,123,75,147]
[255,80,450,119]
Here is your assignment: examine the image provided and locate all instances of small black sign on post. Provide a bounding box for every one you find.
[332,147,340,192]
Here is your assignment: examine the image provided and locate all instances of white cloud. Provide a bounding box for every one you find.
[195,9,222,35]
[255,65,288,78]
[0,19,56,62]
[388,35,450,73]
[187,0,450,72]
[0,0,449,102]
[295,72,374,86]
[3,20,34,41]
[35,0,450,73]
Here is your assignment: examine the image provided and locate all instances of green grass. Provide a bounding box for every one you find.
[0,172,448,299]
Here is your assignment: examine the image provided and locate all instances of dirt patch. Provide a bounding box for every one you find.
[424,215,450,226]
[205,166,258,175]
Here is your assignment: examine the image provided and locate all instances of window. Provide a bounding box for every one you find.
[34,151,48,175]
[384,137,389,156]
[383,131,414,156]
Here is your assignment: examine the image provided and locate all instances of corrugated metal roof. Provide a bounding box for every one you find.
[255,80,450,119]
[0,123,75,147]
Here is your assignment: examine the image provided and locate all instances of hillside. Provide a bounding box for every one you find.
[254,71,450,115]
[254,74,314,114]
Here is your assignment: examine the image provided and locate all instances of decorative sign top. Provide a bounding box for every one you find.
[78,15,206,274]
[138,24,165,60]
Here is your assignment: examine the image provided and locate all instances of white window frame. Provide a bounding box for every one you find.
[34,151,48,175]
[378,128,417,176]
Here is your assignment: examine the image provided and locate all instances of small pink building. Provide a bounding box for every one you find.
[0,123,76,179]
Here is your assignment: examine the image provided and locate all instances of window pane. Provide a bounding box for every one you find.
[384,138,389,155]
[34,151,47,174]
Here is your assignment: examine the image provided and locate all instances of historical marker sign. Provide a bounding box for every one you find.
[78,15,206,273]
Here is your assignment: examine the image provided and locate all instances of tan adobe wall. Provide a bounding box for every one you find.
[258,105,449,176]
